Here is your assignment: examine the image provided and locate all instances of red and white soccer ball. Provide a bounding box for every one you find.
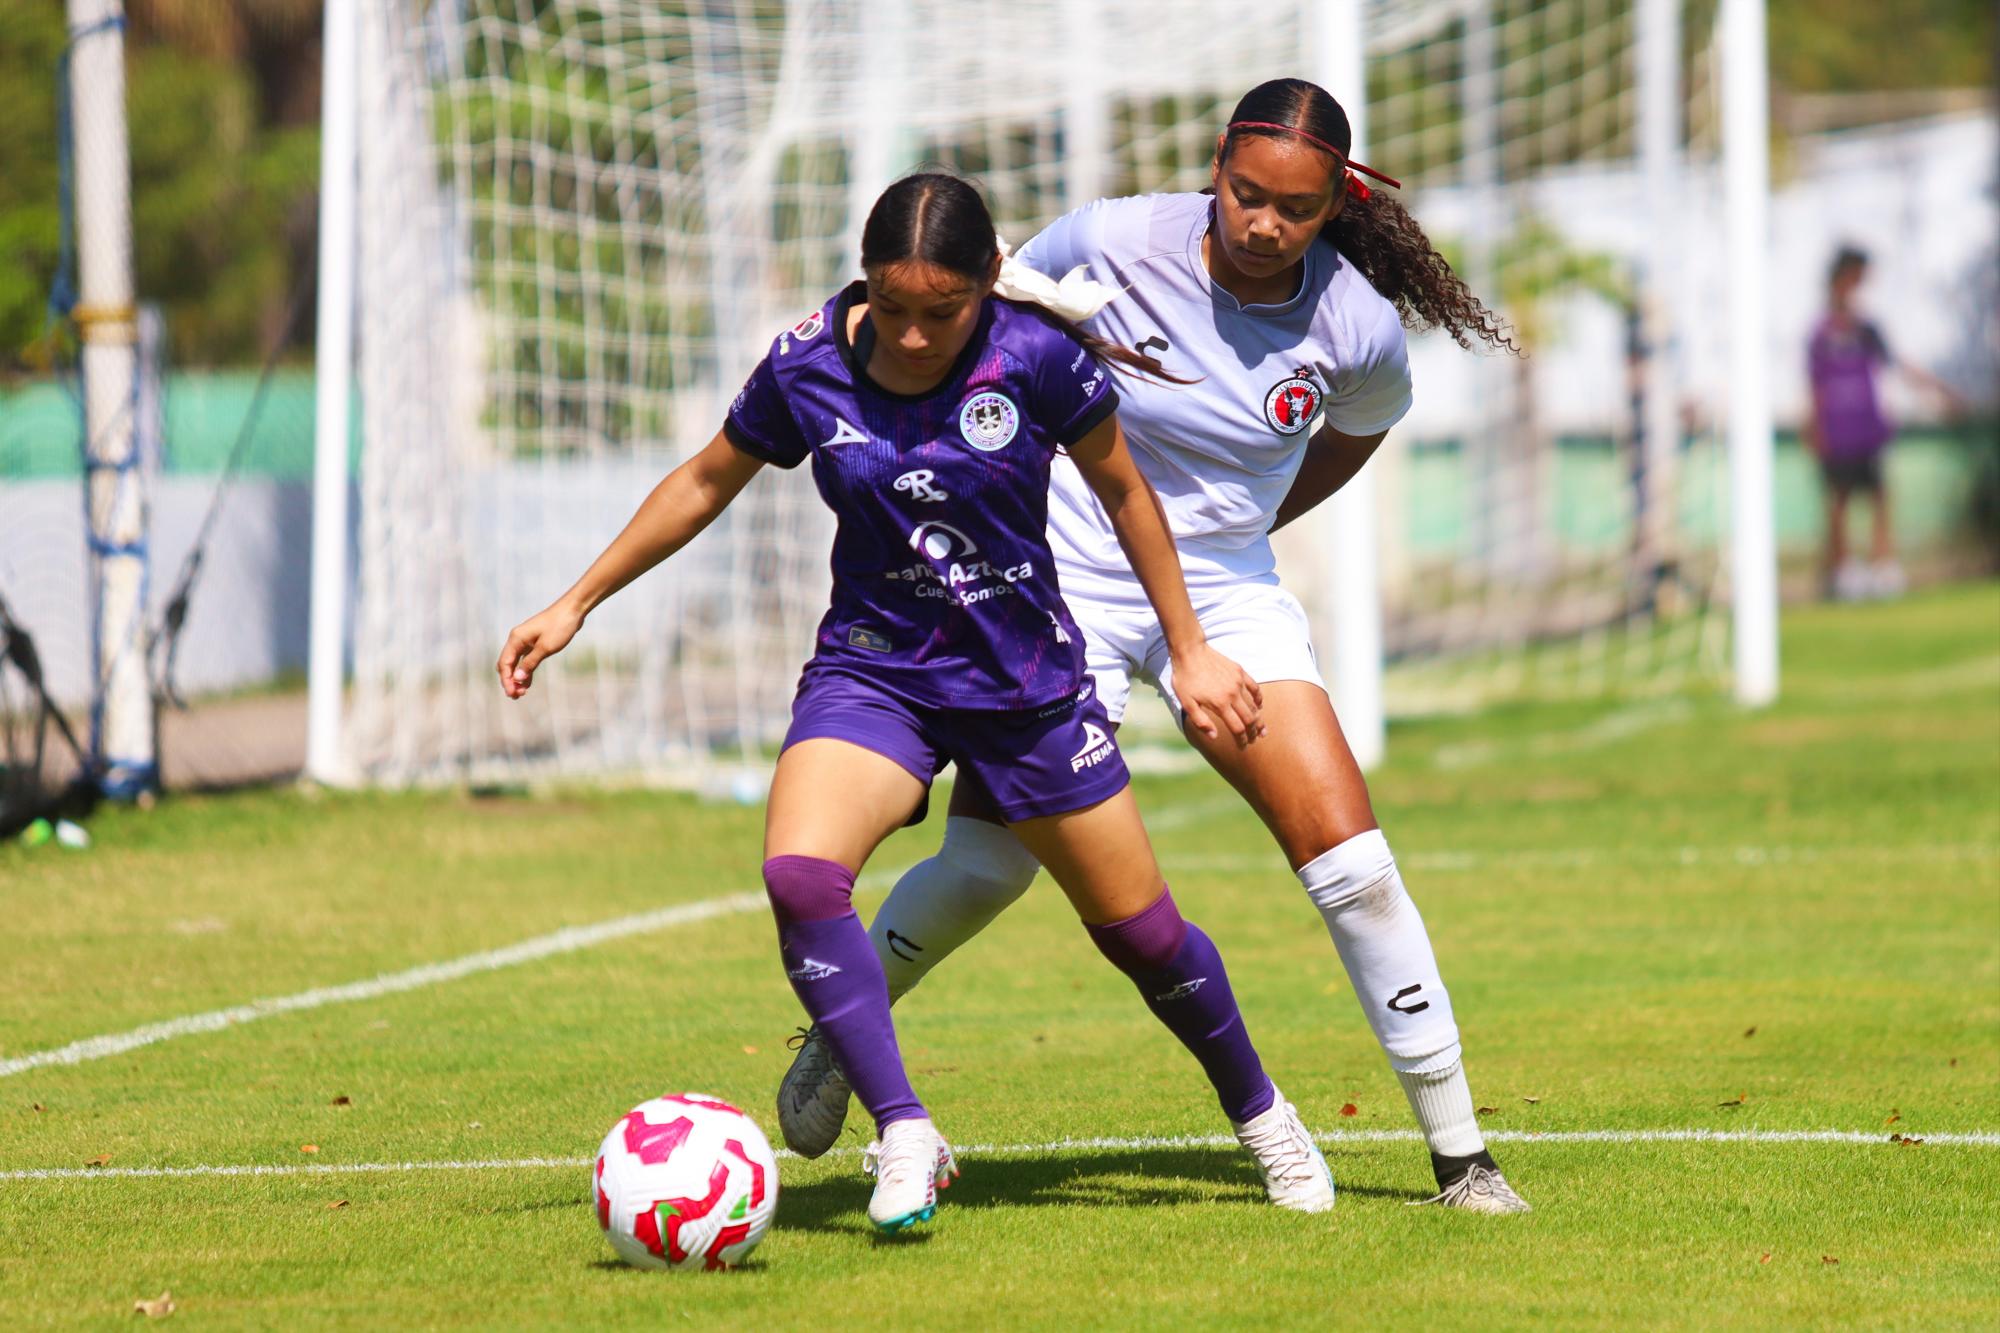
[593,1093,780,1271]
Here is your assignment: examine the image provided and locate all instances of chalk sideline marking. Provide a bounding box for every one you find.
[1,788,1263,1083]
[5,1127,1996,1181]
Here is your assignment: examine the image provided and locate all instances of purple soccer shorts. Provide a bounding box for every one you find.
[782,667,1130,824]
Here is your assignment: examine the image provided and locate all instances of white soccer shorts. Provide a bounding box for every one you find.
[1074,580,1326,726]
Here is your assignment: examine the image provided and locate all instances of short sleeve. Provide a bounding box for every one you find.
[1321,299,1413,437]
[1014,199,1106,283]
[1028,328,1120,447]
[723,352,809,469]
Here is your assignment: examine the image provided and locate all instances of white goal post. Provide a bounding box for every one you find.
[310,0,1775,787]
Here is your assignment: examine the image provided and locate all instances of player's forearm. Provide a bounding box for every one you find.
[1270,427,1386,533]
[1099,480,1207,656]
[563,439,757,615]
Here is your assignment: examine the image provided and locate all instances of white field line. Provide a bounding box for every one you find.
[0,860,932,1082]
[6,1128,1997,1182]
[0,794,1251,1083]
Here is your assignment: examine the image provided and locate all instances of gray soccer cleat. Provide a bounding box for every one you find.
[777,1025,853,1158]
[1410,1161,1532,1214]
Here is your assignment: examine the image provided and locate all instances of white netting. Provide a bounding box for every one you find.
[1351,0,1733,712]
[348,0,1730,783]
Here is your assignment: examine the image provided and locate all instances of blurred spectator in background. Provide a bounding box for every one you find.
[1806,245,1966,601]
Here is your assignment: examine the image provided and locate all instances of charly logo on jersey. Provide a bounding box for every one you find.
[958,391,1020,452]
[890,521,1034,606]
[1070,720,1117,773]
[893,468,949,502]
[1263,368,1323,436]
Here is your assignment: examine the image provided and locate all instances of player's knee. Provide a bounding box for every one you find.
[762,855,856,924]
[1296,827,1399,914]
[937,814,1040,905]
[1084,888,1188,974]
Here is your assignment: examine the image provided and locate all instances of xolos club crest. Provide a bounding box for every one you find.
[1263,369,1323,436]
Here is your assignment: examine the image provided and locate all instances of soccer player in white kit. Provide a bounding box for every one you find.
[780,79,1529,1212]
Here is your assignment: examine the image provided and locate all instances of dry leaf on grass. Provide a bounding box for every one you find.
[1821,1255,1839,1266]
[299,1144,319,1155]
[86,1153,111,1167]
[327,1199,349,1210]
[1521,1096,1541,1105]
[1476,1106,1498,1116]
[1717,1093,1747,1108]
[741,1046,759,1055]
[31,1103,43,1113]
[329,1095,352,1107]
[1743,1026,1757,1038]
[1885,1110,1900,1126]
[1758,1253,1772,1265]
[133,1290,175,1317]
[1339,1103,1358,1117]
[1889,1132,1925,1146]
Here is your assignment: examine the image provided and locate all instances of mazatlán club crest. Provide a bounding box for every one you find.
[1263,373,1322,435]
[958,391,1020,452]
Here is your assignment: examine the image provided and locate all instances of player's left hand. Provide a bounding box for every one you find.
[1171,643,1264,746]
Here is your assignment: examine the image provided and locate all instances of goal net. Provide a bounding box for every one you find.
[344,0,1732,784]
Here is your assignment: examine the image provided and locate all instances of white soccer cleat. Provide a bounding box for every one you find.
[777,1026,852,1159]
[861,1118,958,1234]
[1410,1161,1532,1214]
[1232,1086,1336,1213]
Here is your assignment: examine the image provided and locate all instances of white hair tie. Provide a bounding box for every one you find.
[992,234,1121,324]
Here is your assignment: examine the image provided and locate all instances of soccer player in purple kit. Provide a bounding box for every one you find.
[1806,245,1964,601]
[783,79,1536,1213]
[499,172,1335,1235]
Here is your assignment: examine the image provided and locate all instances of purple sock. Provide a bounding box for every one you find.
[763,855,926,1135]
[1086,889,1275,1124]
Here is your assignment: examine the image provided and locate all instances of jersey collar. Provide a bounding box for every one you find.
[833,280,996,404]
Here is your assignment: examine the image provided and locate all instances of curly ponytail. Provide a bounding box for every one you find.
[1325,192,1516,352]
[1221,79,1517,353]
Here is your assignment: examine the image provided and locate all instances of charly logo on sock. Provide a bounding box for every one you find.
[1387,983,1430,1014]
[787,957,844,982]
[1152,977,1207,1002]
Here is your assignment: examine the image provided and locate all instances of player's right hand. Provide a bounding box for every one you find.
[498,603,584,698]
[1171,642,1265,746]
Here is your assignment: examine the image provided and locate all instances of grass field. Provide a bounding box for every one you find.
[3,583,1997,1327]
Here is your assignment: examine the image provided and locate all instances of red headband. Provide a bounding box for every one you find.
[1226,120,1403,198]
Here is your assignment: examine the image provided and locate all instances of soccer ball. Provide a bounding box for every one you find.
[593,1093,780,1271]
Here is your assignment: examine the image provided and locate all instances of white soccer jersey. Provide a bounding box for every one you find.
[1017,191,1412,604]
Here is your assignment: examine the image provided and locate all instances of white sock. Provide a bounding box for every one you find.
[1299,828,1486,1157]
[868,816,1041,1001]
[1395,1063,1485,1159]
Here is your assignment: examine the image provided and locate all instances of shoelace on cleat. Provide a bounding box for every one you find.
[863,1128,943,1189]
[1241,1105,1321,1187]
[1411,1163,1526,1209]
[784,1025,815,1052]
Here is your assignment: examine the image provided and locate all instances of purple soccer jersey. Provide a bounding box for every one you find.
[1808,316,1893,459]
[725,282,1118,710]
